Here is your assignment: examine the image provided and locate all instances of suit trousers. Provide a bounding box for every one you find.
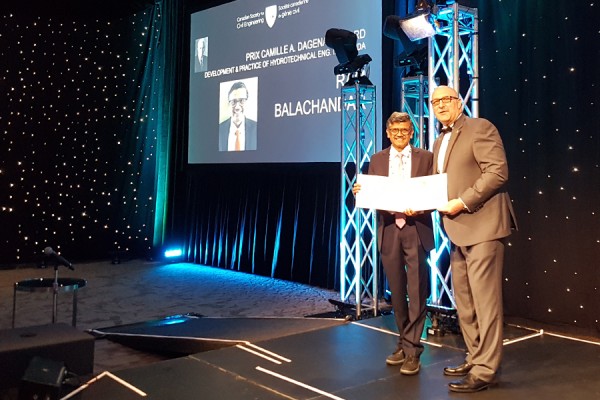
[379,222,428,357]
[451,239,505,382]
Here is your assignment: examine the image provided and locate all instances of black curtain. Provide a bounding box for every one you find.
[477,1,600,332]
[0,1,181,263]
[177,164,341,288]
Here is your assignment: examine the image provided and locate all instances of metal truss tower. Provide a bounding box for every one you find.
[401,75,456,316]
[338,2,478,321]
[427,3,479,145]
[401,74,430,149]
[425,2,479,314]
[339,82,378,320]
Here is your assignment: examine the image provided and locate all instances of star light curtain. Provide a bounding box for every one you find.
[467,1,599,330]
[0,2,178,263]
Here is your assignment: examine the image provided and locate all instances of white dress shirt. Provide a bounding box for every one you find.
[389,146,412,179]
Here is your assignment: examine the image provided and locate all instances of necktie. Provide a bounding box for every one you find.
[234,130,241,151]
[398,153,403,176]
[393,153,403,177]
[395,153,406,229]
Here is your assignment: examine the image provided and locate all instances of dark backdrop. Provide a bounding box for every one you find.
[477,1,599,333]
[0,0,598,334]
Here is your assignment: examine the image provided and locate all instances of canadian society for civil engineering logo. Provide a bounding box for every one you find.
[266,5,277,28]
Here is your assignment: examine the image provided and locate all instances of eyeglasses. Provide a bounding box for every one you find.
[431,96,459,107]
[229,98,247,106]
[387,128,412,136]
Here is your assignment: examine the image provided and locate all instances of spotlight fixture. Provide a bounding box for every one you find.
[325,28,372,85]
[393,45,428,73]
[397,0,438,42]
[164,248,183,258]
[163,248,183,263]
[384,15,429,73]
[416,0,432,11]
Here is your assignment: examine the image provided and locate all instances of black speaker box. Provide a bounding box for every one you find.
[18,356,66,400]
[0,323,94,394]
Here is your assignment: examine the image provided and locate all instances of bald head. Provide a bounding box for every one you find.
[431,85,463,126]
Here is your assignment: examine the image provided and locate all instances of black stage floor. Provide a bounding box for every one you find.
[72,314,600,399]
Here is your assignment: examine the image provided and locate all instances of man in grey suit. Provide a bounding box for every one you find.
[219,81,257,151]
[353,112,434,375]
[431,85,517,393]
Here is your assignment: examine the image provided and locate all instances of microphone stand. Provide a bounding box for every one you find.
[52,262,60,324]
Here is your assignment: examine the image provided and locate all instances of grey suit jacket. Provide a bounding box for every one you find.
[432,114,517,246]
[368,145,435,252]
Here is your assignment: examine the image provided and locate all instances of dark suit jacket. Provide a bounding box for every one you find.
[218,117,257,151]
[368,145,435,252]
[195,55,208,72]
[432,114,517,246]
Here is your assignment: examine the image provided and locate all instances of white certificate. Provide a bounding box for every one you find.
[355,173,448,212]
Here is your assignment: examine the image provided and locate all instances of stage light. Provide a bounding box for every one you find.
[416,0,433,11]
[384,15,429,74]
[389,0,438,42]
[325,28,372,85]
[325,28,358,65]
[400,14,436,41]
[164,248,182,258]
[394,45,428,72]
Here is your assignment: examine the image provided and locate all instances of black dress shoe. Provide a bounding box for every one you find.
[443,361,473,376]
[448,374,493,393]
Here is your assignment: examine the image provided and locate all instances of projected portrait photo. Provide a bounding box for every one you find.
[218,78,258,152]
[194,37,208,73]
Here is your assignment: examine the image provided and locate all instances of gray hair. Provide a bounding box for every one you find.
[386,111,412,128]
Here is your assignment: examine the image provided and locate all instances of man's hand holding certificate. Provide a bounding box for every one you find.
[355,173,448,212]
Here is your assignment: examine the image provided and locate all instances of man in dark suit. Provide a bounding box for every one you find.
[431,85,517,393]
[353,111,434,375]
[195,37,208,72]
[218,81,257,151]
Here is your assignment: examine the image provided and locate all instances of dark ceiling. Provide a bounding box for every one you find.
[2,0,157,18]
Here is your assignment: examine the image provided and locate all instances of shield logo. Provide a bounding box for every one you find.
[265,5,277,28]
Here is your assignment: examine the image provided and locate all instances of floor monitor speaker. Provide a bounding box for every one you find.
[19,356,66,400]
